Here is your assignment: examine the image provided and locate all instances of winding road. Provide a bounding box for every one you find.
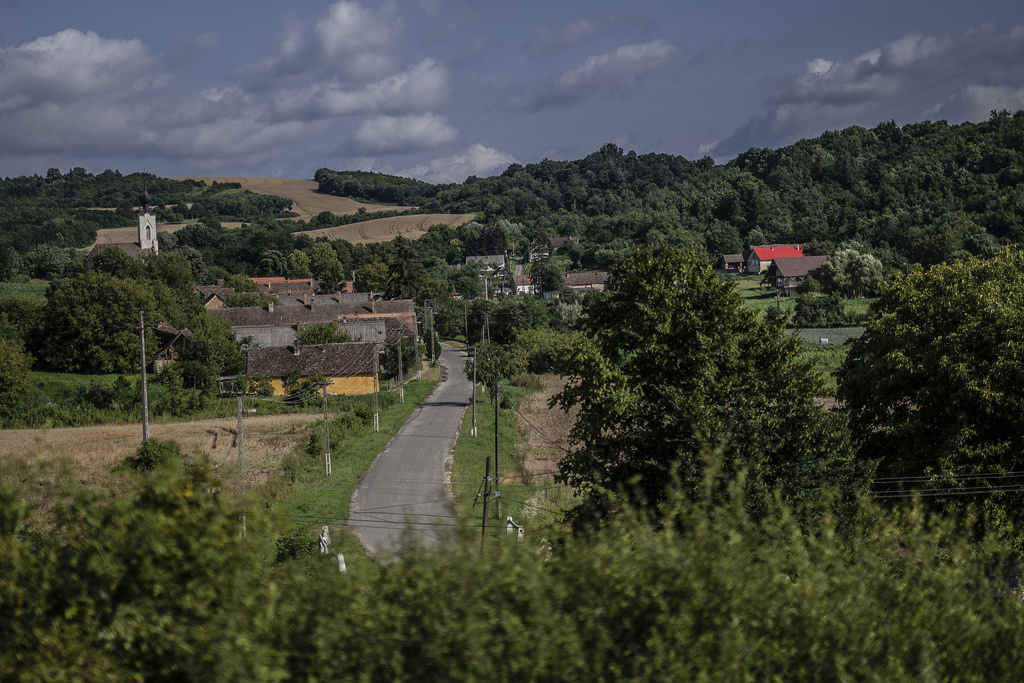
[349,345,472,559]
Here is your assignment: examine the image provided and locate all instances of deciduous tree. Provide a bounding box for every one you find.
[839,249,1024,527]
[552,246,856,526]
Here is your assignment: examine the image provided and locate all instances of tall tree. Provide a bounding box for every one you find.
[839,249,1024,527]
[553,246,856,526]
[41,272,161,374]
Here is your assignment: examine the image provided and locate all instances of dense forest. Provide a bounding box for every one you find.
[317,109,1023,270]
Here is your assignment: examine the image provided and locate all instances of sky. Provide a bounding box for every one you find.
[1,0,1022,184]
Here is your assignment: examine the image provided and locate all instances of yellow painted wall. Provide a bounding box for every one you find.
[269,374,377,397]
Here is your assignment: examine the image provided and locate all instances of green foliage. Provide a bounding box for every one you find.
[791,292,852,327]
[821,243,884,297]
[124,438,183,471]
[840,249,1024,529]
[553,246,859,526]
[273,526,315,564]
[295,321,353,345]
[466,340,526,395]
[40,272,158,374]
[0,337,32,415]
[5,458,1024,678]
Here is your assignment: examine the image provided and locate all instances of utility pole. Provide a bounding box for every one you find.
[237,393,246,538]
[397,335,404,403]
[493,379,501,520]
[373,343,380,432]
[322,382,332,476]
[138,310,149,443]
[480,458,491,552]
[429,302,435,365]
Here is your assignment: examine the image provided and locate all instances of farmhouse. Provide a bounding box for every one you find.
[465,254,507,272]
[745,244,803,274]
[245,343,379,396]
[210,298,417,348]
[564,271,610,294]
[763,255,829,296]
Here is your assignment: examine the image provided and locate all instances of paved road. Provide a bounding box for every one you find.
[349,345,473,559]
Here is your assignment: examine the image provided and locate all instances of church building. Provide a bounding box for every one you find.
[84,188,159,270]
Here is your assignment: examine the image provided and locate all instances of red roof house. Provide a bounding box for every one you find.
[746,245,804,273]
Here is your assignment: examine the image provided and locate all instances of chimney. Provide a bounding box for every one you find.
[291,345,300,356]
[371,298,376,313]
[304,293,308,306]
[266,302,274,313]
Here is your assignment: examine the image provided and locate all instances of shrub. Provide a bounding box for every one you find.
[274,526,315,564]
[124,438,182,471]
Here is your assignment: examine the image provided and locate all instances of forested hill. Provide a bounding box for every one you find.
[319,110,1024,266]
[0,171,294,251]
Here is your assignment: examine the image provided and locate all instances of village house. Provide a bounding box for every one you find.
[465,254,507,272]
[745,244,804,274]
[210,298,417,349]
[244,342,380,397]
[763,255,829,297]
[564,271,610,294]
[513,274,539,295]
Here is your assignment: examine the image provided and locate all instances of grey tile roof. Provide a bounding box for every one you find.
[246,342,378,377]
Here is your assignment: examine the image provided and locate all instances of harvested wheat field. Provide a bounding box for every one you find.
[0,413,317,501]
[90,222,224,250]
[296,213,477,244]
[177,177,407,222]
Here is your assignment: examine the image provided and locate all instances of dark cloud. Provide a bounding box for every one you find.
[706,23,1024,159]
[508,39,680,111]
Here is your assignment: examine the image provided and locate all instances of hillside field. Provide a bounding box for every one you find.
[295,212,477,243]
[91,177,473,247]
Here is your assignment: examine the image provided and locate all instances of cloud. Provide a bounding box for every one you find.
[707,23,1024,159]
[510,39,679,110]
[0,29,153,106]
[270,58,450,121]
[237,0,401,91]
[351,114,458,154]
[936,84,1024,121]
[397,143,518,184]
[524,13,656,54]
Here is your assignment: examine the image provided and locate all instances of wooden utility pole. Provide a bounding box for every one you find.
[237,394,246,538]
[322,382,332,476]
[138,310,149,443]
[397,336,404,403]
[481,458,491,552]
[373,343,380,432]
[493,380,500,520]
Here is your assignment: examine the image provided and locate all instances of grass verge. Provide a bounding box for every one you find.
[451,381,573,550]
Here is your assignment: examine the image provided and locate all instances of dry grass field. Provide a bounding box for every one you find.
[177,177,408,222]
[514,375,575,481]
[296,213,477,244]
[0,413,317,507]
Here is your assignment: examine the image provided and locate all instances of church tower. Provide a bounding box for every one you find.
[137,187,158,254]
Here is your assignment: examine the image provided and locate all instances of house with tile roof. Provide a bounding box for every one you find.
[745,244,804,273]
[245,342,379,396]
[763,255,828,296]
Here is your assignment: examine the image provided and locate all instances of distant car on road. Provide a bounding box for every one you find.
[465,345,475,356]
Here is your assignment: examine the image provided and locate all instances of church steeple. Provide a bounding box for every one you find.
[137,180,158,254]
